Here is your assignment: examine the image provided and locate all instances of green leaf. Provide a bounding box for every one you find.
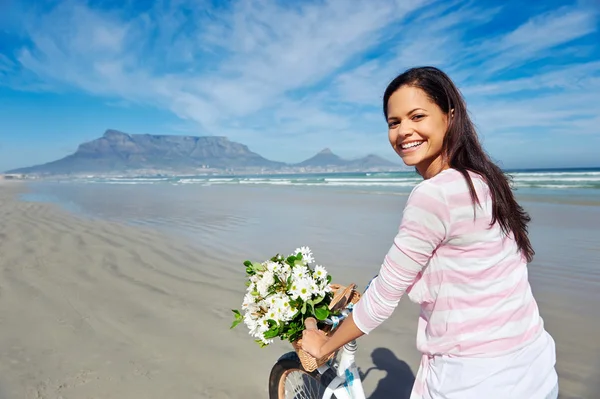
[314,306,329,321]
[253,262,266,272]
[312,295,324,306]
[243,260,252,267]
[230,319,242,329]
[327,275,332,284]
[263,331,278,339]
[301,301,307,314]
[264,325,279,339]
[230,309,243,329]
[288,330,302,343]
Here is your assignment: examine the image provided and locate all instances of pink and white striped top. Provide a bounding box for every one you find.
[353,168,557,399]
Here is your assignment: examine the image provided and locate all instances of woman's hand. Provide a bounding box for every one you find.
[301,317,330,358]
[301,313,365,359]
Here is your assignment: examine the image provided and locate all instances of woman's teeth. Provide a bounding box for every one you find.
[401,141,424,149]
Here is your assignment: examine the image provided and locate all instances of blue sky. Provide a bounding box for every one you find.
[1,0,599,172]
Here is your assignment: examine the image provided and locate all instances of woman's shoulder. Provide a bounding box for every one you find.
[416,168,487,194]
[408,168,489,213]
[412,168,465,195]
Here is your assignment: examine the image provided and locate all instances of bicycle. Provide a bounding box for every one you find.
[268,309,366,399]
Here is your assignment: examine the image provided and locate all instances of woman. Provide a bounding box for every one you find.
[301,66,558,399]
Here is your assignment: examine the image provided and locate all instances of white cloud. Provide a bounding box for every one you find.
[12,0,429,130]
[2,0,600,165]
[460,61,600,97]
[470,7,598,74]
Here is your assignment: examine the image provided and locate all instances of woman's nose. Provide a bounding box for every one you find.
[399,126,414,137]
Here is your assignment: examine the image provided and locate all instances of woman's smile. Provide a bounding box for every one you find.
[399,140,426,152]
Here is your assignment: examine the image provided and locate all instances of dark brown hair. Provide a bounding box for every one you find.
[383,66,534,262]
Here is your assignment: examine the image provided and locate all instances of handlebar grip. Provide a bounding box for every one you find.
[304,317,318,331]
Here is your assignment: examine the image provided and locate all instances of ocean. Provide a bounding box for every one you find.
[52,167,600,191]
[27,168,600,212]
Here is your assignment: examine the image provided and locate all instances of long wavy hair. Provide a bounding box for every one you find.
[383,66,534,262]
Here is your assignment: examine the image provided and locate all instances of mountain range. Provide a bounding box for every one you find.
[7,129,400,175]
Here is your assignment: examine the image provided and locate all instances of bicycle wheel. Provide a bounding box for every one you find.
[268,352,336,399]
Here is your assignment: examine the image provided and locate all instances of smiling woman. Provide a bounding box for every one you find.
[300,66,559,399]
[383,66,535,263]
[385,87,449,179]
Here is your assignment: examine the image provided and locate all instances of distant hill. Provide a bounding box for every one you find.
[296,148,348,167]
[346,154,399,169]
[294,148,398,169]
[8,129,285,175]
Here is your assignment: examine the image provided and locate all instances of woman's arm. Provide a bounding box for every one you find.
[302,180,450,357]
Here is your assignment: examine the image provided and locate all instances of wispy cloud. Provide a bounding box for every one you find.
[468,6,599,75]
[1,0,599,163]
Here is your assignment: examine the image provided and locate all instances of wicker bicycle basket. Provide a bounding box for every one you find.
[291,283,361,372]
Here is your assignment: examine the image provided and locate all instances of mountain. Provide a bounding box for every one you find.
[295,148,348,167]
[8,129,285,175]
[7,130,401,175]
[294,148,399,169]
[346,154,399,169]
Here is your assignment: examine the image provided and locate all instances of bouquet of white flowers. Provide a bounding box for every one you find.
[231,246,359,358]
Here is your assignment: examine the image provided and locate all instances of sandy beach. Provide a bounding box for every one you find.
[1,181,599,398]
[0,183,419,399]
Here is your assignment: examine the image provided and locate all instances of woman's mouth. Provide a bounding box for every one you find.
[400,140,425,152]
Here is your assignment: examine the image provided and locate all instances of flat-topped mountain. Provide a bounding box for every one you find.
[7,130,400,175]
[8,130,285,174]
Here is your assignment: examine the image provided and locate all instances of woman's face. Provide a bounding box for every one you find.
[386,85,449,178]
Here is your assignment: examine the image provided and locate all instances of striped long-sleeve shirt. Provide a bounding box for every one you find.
[353,168,557,399]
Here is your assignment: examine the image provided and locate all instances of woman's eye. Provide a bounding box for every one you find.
[388,121,399,128]
[412,114,425,121]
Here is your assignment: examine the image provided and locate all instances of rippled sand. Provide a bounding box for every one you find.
[1,181,599,398]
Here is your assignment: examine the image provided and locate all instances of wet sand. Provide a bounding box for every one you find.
[0,181,598,398]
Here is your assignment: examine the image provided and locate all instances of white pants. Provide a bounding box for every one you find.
[422,330,558,399]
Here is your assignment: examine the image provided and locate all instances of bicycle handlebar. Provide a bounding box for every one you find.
[322,307,352,328]
[320,275,373,327]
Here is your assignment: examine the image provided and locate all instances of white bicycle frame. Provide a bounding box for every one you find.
[314,340,366,399]
[292,279,376,398]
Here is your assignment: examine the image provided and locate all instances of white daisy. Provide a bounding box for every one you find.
[295,246,314,264]
[292,265,308,280]
[242,292,257,309]
[266,261,281,273]
[289,278,313,301]
[256,270,275,297]
[313,265,328,280]
[277,263,291,281]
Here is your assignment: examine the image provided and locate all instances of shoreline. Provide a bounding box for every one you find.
[4,164,600,178]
